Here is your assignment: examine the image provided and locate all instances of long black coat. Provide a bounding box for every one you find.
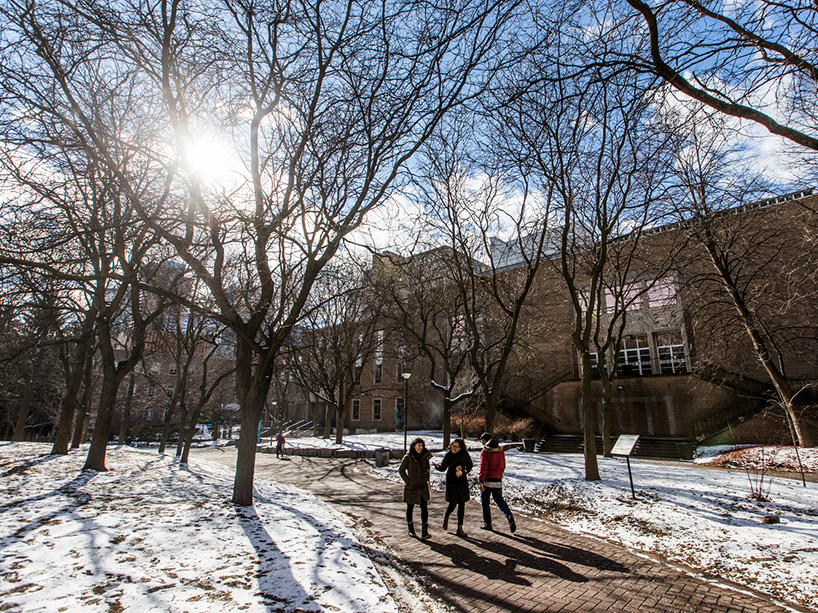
[399,448,432,504]
[436,448,473,503]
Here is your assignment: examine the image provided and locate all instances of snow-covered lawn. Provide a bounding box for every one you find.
[279,432,818,610]
[0,442,394,612]
[3,434,816,611]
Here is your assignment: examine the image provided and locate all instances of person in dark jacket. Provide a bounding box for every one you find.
[478,432,516,532]
[434,438,473,538]
[399,437,433,539]
[275,432,286,458]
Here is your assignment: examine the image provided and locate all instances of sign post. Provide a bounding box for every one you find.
[611,434,640,498]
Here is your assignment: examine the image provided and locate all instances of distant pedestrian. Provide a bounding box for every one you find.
[478,432,516,533]
[399,437,433,539]
[275,432,286,458]
[434,438,473,538]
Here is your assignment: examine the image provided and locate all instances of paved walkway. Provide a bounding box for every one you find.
[191,448,804,613]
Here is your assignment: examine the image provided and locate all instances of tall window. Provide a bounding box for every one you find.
[618,335,652,376]
[169,364,178,376]
[396,397,405,420]
[147,381,155,397]
[375,330,384,363]
[352,399,360,421]
[656,331,686,374]
[374,363,383,385]
[373,398,382,421]
[144,407,154,421]
[648,279,677,308]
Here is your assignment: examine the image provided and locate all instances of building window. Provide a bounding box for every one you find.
[147,381,155,397]
[656,332,686,374]
[375,330,384,363]
[396,397,405,420]
[648,279,677,308]
[151,362,161,373]
[352,399,360,421]
[374,363,383,385]
[373,398,382,421]
[169,364,178,376]
[162,406,169,420]
[144,407,153,421]
[618,335,652,376]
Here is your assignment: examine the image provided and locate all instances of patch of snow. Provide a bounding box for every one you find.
[0,442,395,612]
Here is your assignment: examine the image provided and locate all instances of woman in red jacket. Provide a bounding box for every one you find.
[477,432,516,532]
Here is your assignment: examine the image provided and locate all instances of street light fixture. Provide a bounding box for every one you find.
[401,370,411,453]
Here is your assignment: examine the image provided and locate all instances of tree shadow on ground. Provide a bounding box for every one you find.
[0,450,62,478]
[423,537,532,585]
[233,503,316,612]
[460,533,590,582]
[496,532,631,573]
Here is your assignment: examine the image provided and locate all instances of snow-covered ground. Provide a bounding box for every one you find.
[277,432,818,610]
[3,435,816,611]
[0,442,394,612]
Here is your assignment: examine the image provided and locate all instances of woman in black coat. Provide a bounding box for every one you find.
[434,438,473,537]
[399,437,433,539]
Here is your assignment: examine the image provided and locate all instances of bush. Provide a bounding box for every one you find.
[449,413,538,442]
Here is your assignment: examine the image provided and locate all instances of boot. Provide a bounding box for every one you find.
[508,515,517,533]
[456,525,467,538]
[421,523,431,539]
[442,514,450,531]
[407,522,416,536]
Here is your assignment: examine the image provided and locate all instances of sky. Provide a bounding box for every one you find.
[2,436,816,612]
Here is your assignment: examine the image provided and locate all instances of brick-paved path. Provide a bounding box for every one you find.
[191,448,806,613]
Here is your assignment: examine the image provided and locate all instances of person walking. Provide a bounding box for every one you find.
[275,432,286,458]
[478,432,516,533]
[399,437,433,539]
[434,438,473,538]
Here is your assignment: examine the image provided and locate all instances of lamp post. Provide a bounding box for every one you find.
[269,401,277,445]
[401,371,411,453]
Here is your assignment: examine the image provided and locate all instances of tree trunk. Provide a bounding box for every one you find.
[51,372,83,454]
[335,404,345,445]
[176,400,190,457]
[580,353,601,481]
[232,391,267,505]
[82,362,119,471]
[12,372,36,442]
[119,373,136,446]
[52,311,96,455]
[323,404,332,439]
[600,380,613,457]
[180,399,205,465]
[484,394,497,435]
[71,352,96,450]
[231,343,275,506]
[158,396,178,454]
[442,395,452,450]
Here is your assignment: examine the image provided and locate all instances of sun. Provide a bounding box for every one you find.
[182,133,242,188]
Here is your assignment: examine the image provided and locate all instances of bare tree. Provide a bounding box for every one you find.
[289,262,380,444]
[670,115,818,447]
[116,0,518,504]
[2,0,522,504]
[621,0,818,151]
[494,22,678,475]
[414,114,557,436]
[377,246,478,449]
